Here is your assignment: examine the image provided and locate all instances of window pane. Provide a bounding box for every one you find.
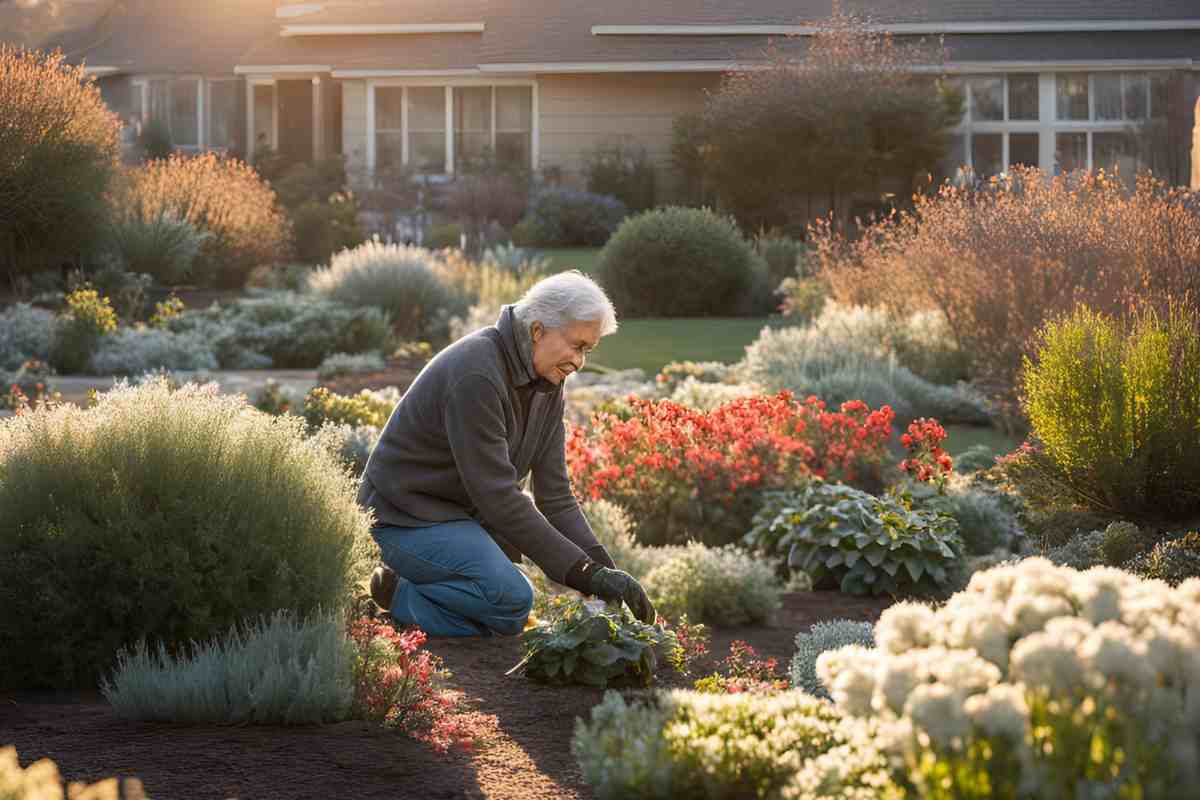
[496,86,532,131]
[208,80,238,148]
[377,131,403,170]
[454,86,491,168]
[496,132,531,167]
[1056,73,1089,120]
[968,77,1003,121]
[1094,73,1122,121]
[1009,132,1039,168]
[376,87,402,130]
[971,133,1002,177]
[149,79,170,126]
[252,84,274,151]
[1055,132,1087,174]
[408,87,445,131]
[170,79,199,146]
[410,132,446,173]
[1007,74,1039,120]
[1123,73,1148,120]
[1094,131,1138,186]
[1150,73,1170,120]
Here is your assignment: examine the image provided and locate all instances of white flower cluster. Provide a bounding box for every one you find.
[668,377,764,411]
[563,368,660,425]
[815,557,1200,793]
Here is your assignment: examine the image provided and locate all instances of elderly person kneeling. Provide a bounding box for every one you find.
[359,271,655,636]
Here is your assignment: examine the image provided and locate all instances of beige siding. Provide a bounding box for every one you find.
[341,79,368,178]
[537,72,719,195]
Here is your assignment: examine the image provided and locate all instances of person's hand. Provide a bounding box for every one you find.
[588,567,656,624]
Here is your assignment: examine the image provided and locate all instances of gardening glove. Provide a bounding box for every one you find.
[588,567,656,625]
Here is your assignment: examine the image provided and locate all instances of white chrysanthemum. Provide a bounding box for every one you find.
[906,684,970,751]
[1174,577,1200,608]
[1142,622,1199,689]
[1073,567,1130,625]
[928,648,1003,696]
[964,561,1021,601]
[875,602,936,655]
[874,652,925,716]
[1010,630,1088,697]
[1079,621,1154,691]
[964,682,1029,741]
[1005,593,1075,638]
[822,650,878,718]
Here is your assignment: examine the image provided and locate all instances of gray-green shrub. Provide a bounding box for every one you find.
[89,326,219,376]
[0,303,55,370]
[317,351,386,383]
[597,206,766,317]
[166,291,391,369]
[790,620,875,699]
[106,212,209,285]
[103,608,354,724]
[0,378,376,689]
[512,188,627,248]
[910,482,1022,556]
[307,240,454,340]
[1044,530,1106,570]
[582,499,680,581]
[642,543,782,626]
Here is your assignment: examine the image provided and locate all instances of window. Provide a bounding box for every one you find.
[453,86,491,167]
[169,78,199,147]
[1009,133,1039,168]
[971,133,1003,177]
[968,77,1003,121]
[372,84,535,174]
[409,87,447,173]
[1055,132,1088,173]
[1056,73,1089,120]
[1007,74,1038,121]
[207,80,238,149]
[253,84,275,151]
[376,87,403,169]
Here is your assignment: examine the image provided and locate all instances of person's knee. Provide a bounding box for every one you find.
[486,570,533,636]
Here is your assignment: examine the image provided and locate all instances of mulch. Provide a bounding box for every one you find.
[0,592,890,800]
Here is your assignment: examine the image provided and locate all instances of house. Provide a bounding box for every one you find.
[37,0,1200,190]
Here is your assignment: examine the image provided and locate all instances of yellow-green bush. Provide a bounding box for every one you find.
[302,386,398,430]
[1020,303,1200,521]
[48,287,118,373]
[0,378,375,689]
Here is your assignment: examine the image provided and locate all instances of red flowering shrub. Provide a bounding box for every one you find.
[566,391,895,546]
[667,615,711,676]
[693,640,790,695]
[899,417,954,492]
[348,618,495,753]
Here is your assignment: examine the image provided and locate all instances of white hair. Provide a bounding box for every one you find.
[513,270,618,335]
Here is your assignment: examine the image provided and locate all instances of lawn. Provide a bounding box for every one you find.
[588,317,781,375]
[536,247,602,275]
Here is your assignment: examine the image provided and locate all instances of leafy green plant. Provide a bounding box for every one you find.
[1020,303,1200,522]
[508,597,677,688]
[584,140,657,213]
[749,480,964,596]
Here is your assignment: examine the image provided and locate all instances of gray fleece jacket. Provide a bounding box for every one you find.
[357,305,613,584]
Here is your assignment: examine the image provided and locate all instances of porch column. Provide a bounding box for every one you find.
[312,75,323,162]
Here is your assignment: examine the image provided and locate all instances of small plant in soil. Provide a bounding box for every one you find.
[508,596,684,688]
[693,640,790,695]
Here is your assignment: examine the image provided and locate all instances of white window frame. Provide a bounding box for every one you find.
[246,78,279,162]
[205,77,240,152]
[366,78,539,178]
[950,69,1170,179]
[131,75,234,154]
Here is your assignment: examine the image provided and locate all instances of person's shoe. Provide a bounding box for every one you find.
[370,566,399,611]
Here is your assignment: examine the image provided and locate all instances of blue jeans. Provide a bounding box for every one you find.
[370,520,535,637]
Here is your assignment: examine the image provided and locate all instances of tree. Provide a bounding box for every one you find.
[0,46,121,287]
[696,14,963,232]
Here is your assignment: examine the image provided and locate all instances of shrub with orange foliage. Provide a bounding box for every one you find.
[0,46,121,282]
[111,152,291,288]
[813,166,1200,394]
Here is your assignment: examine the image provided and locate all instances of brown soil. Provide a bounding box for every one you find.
[0,592,890,800]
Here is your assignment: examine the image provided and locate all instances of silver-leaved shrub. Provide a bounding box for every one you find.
[791,620,876,699]
[642,542,782,626]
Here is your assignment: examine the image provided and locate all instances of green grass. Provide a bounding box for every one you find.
[942,423,1023,458]
[589,317,780,376]
[536,247,603,275]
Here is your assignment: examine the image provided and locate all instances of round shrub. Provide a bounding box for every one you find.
[514,188,626,248]
[307,241,454,340]
[0,47,120,282]
[582,499,680,582]
[1125,531,1200,586]
[0,379,376,688]
[317,351,386,383]
[642,543,782,626]
[49,287,118,374]
[290,194,365,266]
[790,620,876,699]
[88,326,218,376]
[111,153,291,289]
[597,206,764,317]
[0,303,55,370]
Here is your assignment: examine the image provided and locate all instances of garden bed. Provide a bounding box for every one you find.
[0,591,889,800]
